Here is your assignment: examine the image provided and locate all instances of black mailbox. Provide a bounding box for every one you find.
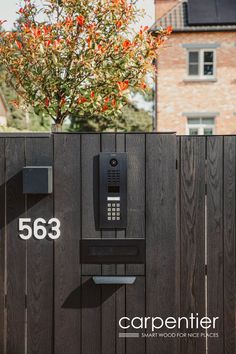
[81,239,145,264]
[23,166,53,194]
[99,152,127,229]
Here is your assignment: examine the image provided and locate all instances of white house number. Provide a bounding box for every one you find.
[18,218,61,240]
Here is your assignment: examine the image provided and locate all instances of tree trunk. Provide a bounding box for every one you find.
[51,123,62,132]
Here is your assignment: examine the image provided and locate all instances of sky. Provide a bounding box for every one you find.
[1,0,155,30]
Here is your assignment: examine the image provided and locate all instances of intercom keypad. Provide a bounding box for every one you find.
[107,201,121,221]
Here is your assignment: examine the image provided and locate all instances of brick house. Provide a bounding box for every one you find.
[151,0,236,135]
[0,91,8,126]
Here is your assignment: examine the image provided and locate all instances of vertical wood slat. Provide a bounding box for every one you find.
[116,284,126,354]
[223,136,236,354]
[116,134,126,275]
[100,134,116,354]
[115,134,126,354]
[54,135,81,354]
[26,137,53,354]
[101,133,116,275]
[180,137,206,354]
[81,275,101,354]
[176,137,181,354]
[6,138,26,354]
[126,134,145,276]
[81,134,101,276]
[207,137,224,354]
[126,277,145,354]
[146,134,176,354]
[0,139,5,352]
[81,134,101,354]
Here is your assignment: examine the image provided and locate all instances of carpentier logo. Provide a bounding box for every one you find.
[118,313,220,339]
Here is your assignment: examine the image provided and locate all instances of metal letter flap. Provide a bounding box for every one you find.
[93,276,136,285]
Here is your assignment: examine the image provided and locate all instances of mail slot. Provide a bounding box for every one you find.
[81,239,145,264]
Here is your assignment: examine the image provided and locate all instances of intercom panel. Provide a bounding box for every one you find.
[99,152,127,229]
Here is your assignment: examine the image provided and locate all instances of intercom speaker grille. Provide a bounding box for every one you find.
[107,169,120,185]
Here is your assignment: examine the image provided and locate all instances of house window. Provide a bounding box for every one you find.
[187,118,215,135]
[188,50,215,78]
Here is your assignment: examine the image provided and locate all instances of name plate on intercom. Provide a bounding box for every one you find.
[81,239,145,264]
[99,152,127,229]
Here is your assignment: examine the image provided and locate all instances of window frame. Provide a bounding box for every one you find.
[186,117,215,136]
[187,49,216,80]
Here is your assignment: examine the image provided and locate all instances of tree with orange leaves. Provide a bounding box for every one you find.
[0,0,171,130]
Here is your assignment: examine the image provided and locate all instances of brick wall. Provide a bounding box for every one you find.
[157,31,236,134]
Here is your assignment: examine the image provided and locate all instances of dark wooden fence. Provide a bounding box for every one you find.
[0,133,235,354]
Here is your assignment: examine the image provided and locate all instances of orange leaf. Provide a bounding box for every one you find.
[60,97,66,106]
[76,15,85,27]
[65,17,73,27]
[45,40,51,47]
[78,97,87,104]
[45,98,50,107]
[87,36,91,47]
[166,26,173,34]
[122,40,131,50]
[102,105,109,112]
[140,82,147,89]
[117,80,129,91]
[15,41,22,50]
[116,20,122,28]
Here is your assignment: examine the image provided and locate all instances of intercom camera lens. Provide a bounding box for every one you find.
[110,158,118,167]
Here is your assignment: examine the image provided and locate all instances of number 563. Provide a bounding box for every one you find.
[18,218,61,240]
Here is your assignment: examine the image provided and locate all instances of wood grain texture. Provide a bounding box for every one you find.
[26,137,53,354]
[80,134,102,354]
[81,276,101,354]
[54,134,81,354]
[0,139,5,352]
[116,134,126,276]
[6,138,26,354]
[180,137,206,354]
[115,134,126,354]
[81,134,101,276]
[146,134,176,354]
[126,134,145,276]
[101,284,116,354]
[100,134,116,354]
[223,136,236,354]
[207,137,224,354]
[115,284,126,354]
[126,277,145,354]
[176,137,181,354]
[101,133,116,276]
